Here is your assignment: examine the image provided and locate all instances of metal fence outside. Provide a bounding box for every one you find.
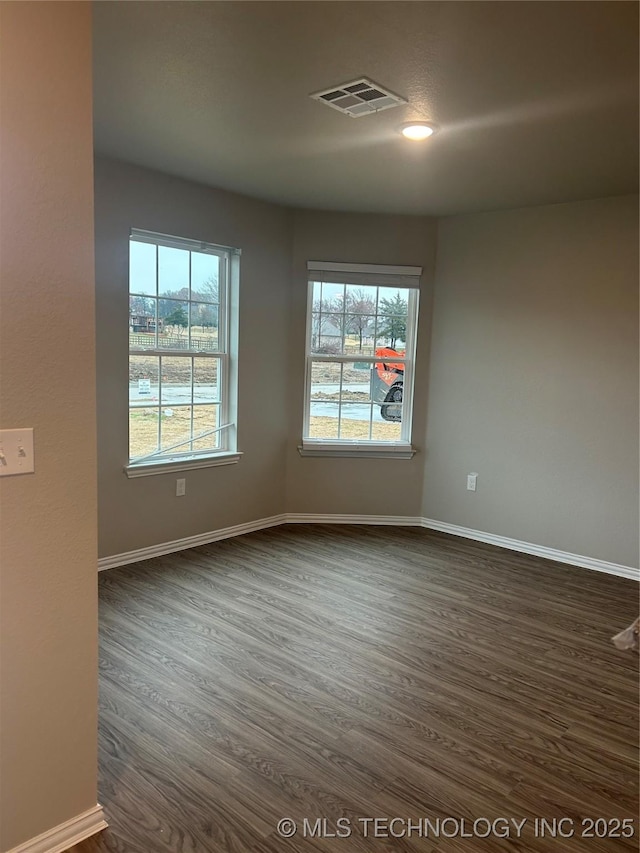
[130,333,218,352]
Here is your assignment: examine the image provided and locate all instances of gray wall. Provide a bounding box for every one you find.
[423,195,639,568]
[95,157,292,557]
[0,4,98,849]
[95,161,638,569]
[285,210,437,516]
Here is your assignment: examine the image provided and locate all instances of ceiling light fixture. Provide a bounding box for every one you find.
[399,122,437,141]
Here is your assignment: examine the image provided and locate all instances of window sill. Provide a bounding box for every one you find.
[298,443,416,460]
[124,452,242,478]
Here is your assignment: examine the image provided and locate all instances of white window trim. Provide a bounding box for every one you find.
[298,443,416,459]
[302,262,421,456]
[127,230,240,474]
[124,451,242,478]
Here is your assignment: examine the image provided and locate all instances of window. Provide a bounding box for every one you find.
[302,261,421,458]
[126,229,240,476]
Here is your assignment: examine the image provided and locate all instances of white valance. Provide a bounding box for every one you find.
[307,260,422,288]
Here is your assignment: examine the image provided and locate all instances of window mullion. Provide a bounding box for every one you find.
[187,250,192,350]
[154,246,159,348]
[157,355,163,453]
[190,356,195,453]
[219,352,228,450]
[400,288,418,444]
[337,362,343,439]
[219,255,227,354]
[309,354,408,365]
[129,349,221,358]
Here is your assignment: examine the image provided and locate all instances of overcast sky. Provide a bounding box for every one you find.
[129,240,218,298]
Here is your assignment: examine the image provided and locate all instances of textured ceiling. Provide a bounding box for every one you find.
[93,1,639,216]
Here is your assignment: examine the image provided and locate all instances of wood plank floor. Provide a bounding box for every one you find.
[72,525,638,853]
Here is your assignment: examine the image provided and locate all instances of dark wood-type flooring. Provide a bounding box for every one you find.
[72,525,639,853]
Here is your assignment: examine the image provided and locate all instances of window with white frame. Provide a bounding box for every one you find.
[127,229,239,472]
[303,261,421,457]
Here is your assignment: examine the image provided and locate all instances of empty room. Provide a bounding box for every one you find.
[0,2,638,852]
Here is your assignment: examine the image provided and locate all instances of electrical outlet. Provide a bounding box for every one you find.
[176,478,186,497]
[467,473,478,491]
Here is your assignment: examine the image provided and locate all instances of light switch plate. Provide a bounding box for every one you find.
[0,428,35,476]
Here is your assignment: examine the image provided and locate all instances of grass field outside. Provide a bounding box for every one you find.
[129,331,401,456]
[130,409,400,457]
[306,416,401,441]
[130,406,220,459]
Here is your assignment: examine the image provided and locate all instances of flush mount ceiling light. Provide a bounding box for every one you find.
[399,122,437,141]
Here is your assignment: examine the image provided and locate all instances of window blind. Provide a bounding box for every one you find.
[131,228,241,256]
[307,260,422,288]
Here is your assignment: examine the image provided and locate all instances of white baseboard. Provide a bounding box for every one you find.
[285,513,424,526]
[421,517,639,581]
[98,512,638,581]
[6,805,107,853]
[98,514,286,571]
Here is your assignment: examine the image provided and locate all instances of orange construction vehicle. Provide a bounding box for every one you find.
[371,347,404,422]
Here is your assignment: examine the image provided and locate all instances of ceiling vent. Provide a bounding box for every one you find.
[310,78,407,118]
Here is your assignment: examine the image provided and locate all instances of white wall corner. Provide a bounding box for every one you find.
[5,805,107,853]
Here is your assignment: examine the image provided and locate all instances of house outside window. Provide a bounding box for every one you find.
[126,229,240,476]
[302,261,421,458]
